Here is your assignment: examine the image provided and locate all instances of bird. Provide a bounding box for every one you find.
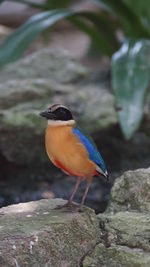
[40,104,108,211]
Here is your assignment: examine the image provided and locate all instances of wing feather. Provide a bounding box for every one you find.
[72,128,106,174]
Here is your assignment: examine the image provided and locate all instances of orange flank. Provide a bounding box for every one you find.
[45,125,96,180]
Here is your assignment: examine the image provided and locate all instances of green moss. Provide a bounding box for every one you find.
[83,243,150,267]
[107,169,150,213]
[0,199,100,267]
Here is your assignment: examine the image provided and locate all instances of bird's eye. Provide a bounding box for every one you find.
[59,108,65,114]
[48,109,51,113]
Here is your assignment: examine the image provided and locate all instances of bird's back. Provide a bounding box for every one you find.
[72,128,106,175]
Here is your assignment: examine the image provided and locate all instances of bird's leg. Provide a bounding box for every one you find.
[55,177,81,210]
[67,177,82,206]
[78,180,91,212]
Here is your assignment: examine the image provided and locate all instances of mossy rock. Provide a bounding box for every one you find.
[83,211,150,267]
[0,198,100,267]
[83,243,150,267]
[107,168,150,213]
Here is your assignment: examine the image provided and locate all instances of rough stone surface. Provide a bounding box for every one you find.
[0,198,100,267]
[83,211,150,267]
[0,168,150,267]
[83,243,150,267]
[98,212,150,252]
[107,168,150,213]
[0,48,116,166]
[83,168,150,267]
[0,48,88,83]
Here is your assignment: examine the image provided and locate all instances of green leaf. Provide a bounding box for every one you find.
[123,0,148,16]
[123,0,150,29]
[94,0,150,39]
[78,11,119,53]
[0,10,74,67]
[0,9,117,67]
[112,40,150,140]
[45,0,72,9]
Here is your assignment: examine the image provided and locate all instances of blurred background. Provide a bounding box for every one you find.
[0,0,150,213]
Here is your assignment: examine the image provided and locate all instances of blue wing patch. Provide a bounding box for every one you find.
[72,128,106,173]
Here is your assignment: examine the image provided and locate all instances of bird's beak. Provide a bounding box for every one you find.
[39,110,56,120]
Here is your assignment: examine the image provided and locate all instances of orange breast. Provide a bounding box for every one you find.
[45,125,96,178]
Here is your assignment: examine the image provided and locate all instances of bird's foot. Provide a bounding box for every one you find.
[55,201,79,212]
[55,201,72,209]
[77,205,84,212]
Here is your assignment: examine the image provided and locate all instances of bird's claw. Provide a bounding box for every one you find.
[55,202,79,212]
[55,200,74,209]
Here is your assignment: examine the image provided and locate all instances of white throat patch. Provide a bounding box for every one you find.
[48,120,75,126]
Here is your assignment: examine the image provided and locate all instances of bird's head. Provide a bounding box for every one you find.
[40,104,75,126]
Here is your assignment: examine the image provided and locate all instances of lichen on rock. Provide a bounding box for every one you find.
[0,199,100,267]
[107,168,150,213]
[83,168,150,267]
[0,168,150,266]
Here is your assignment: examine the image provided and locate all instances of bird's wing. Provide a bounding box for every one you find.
[72,128,106,174]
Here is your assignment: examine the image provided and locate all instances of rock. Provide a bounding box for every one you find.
[82,168,150,267]
[83,211,150,267]
[0,48,116,166]
[83,242,150,267]
[98,212,150,252]
[107,168,150,213]
[0,48,88,83]
[0,198,100,267]
[0,168,150,267]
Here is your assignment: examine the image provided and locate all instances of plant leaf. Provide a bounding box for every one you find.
[112,40,150,140]
[0,10,75,67]
[79,11,119,53]
[0,9,117,67]
[123,0,150,30]
[45,0,72,9]
[94,0,150,39]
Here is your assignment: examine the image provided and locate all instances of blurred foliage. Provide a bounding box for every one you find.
[45,0,72,9]
[0,0,150,139]
[112,40,149,140]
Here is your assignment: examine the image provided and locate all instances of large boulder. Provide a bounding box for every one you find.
[0,48,88,83]
[0,168,150,267]
[83,168,150,267]
[107,168,150,213]
[0,198,100,267]
[83,211,150,267]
